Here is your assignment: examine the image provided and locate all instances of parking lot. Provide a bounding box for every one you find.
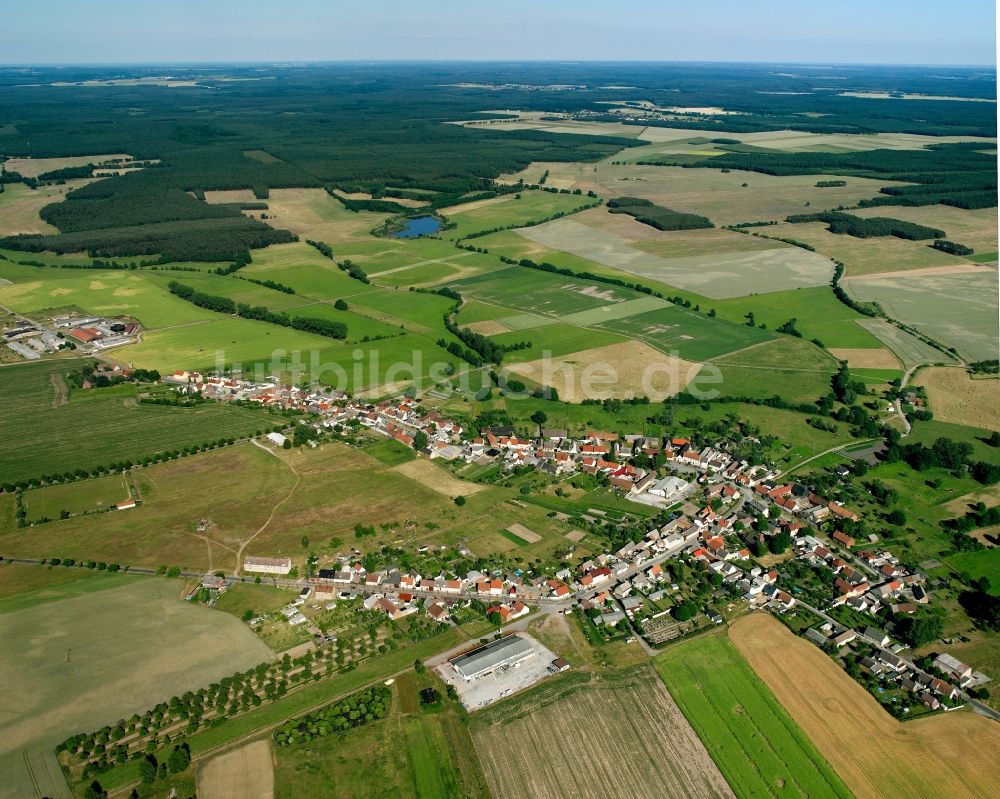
[435,634,562,711]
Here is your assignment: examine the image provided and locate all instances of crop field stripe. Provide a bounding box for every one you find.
[655,632,852,799]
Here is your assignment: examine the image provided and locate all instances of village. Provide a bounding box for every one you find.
[166,369,992,718]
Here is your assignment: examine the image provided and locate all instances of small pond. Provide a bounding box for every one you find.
[391,215,443,238]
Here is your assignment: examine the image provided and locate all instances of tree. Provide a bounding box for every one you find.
[768,532,792,554]
[674,601,698,621]
[334,298,348,310]
[83,781,107,799]
[895,614,943,647]
[139,756,157,784]
[413,659,425,674]
[886,509,907,526]
[531,410,547,427]
[412,430,428,451]
[453,495,466,507]
[167,743,191,773]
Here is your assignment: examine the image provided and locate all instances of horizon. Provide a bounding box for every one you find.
[4,0,997,66]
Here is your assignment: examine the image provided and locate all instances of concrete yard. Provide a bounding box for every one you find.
[435,634,561,711]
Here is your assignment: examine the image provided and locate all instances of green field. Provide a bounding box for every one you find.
[0,576,273,799]
[596,304,774,361]
[448,265,639,316]
[946,549,1000,593]
[708,337,839,403]
[0,266,213,329]
[21,473,131,521]
[442,191,598,239]
[854,318,951,368]
[275,671,488,799]
[0,360,267,485]
[713,287,884,350]
[655,632,852,799]
[490,321,626,362]
[242,242,383,300]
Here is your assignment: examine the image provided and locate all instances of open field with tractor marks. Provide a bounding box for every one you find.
[730,613,1000,799]
[471,665,735,799]
[198,739,275,799]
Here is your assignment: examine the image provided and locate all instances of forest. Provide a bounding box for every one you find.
[785,211,944,240]
[607,196,714,230]
[0,63,994,260]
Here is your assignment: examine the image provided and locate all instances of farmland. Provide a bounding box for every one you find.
[0,440,584,572]
[0,180,73,236]
[517,215,835,298]
[916,367,1000,429]
[273,671,489,799]
[441,190,598,240]
[471,665,734,799]
[656,629,851,799]
[0,576,273,799]
[760,221,969,277]
[501,160,908,226]
[730,613,1000,799]
[0,360,267,485]
[704,337,840,404]
[198,740,274,799]
[844,268,999,361]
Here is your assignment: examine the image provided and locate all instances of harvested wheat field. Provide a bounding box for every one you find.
[0,181,81,236]
[918,367,1000,430]
[2,153,132,178]
[829,348,902,369]
[730,613,1000,799]
[391,458,486,498]
[473,666,734,799]
[507,340,701,402]
[198,739,275,799]
[463,319,511,336]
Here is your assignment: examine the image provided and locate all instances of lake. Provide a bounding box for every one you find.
[392,215,442,238]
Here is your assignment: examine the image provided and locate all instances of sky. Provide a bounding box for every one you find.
[3,0,996,66]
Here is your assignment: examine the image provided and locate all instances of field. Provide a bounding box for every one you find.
[441,191,597,239]
[0,360,267,485]
[471,665,735,799]
[706,337,839,403]
[21,473,131,521]
[730,613,1000,799]
[0,267,215,329]
[506,339,702,402]
[198,740,274,799]
[0,180,76,236]
[656,630,851,799]
[501,161,908,226]
[916,367,1000,430]
[854,319,950,368]
[844,268,999,361]
[273,671,489,799]
[595,304,773,362]
[390,458,486,499]
[852,205,998,256]
[255,188,389,243]
[0,440,584,572]
[517,215,835,298]
[761,221,969,277]
[0,576,273,799]
[2,153,133,178]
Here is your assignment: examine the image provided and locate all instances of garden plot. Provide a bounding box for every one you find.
[518,218,832,298]
[845,269,999,361]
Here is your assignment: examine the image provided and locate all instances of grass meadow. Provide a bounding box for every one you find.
[441,191,597,240]
[655,631,852,799]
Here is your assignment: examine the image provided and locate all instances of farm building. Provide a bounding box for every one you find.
[266,432,288,447]
[244,556,293,575]
[451,635,535,681]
